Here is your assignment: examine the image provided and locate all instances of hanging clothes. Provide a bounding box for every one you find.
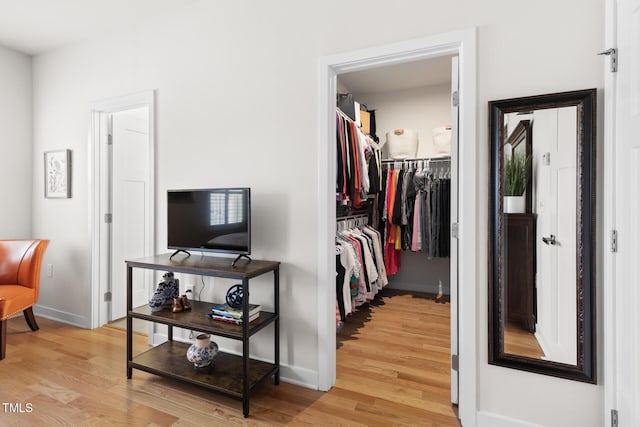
[377,159,451,275]
[336,109,383,213]
[335,219,388,327]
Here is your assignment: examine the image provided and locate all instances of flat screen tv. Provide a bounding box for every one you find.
[167,188,251,264]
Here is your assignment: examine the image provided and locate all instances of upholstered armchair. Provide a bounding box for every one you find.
[0,239,49,360]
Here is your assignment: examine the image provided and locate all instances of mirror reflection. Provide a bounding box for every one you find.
[489,89,596,383]
[502,107,577,365]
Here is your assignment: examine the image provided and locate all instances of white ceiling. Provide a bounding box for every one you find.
[0,0,196,55]
[338,55,454,95]
[0,2,455,93]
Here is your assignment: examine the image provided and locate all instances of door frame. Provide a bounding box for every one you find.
[89,90,156,329]
[603,0,617,424]
[317,28,478,426]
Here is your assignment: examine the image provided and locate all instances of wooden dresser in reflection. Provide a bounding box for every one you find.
[504,213,536,333]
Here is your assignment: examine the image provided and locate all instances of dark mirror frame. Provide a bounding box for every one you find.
[488,88,597,383]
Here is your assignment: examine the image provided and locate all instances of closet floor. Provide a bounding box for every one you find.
[336,288,459,426]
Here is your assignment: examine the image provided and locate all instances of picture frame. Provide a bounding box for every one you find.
[44,149,72,198]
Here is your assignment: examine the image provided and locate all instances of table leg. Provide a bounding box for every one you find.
[274,267,280,385]
[242,277,250,417]
[126,265,133,379]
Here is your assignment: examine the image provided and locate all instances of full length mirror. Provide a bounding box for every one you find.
[489,89,596,383]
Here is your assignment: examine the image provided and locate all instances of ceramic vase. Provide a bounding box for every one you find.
[148,272,180,311]
[148,292,164,312]
[504,195,525,214]
[160,278,179,307]
[186,334,219,368]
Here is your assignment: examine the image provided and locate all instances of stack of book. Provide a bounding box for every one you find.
[209,303,261,325]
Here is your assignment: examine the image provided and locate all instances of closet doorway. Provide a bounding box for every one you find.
[336,51,458,404]
[318,30,477,426]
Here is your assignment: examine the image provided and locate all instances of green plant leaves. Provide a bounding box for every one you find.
[504,153,531,196]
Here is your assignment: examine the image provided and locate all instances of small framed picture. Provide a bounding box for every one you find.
[44,149,72,198]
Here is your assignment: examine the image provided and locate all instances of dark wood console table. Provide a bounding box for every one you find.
[125,254,280,418]
[504,213,536,333]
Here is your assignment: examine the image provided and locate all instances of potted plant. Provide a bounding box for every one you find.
[504,152,531,213]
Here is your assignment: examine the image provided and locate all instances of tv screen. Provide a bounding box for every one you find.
[167,188,251,255]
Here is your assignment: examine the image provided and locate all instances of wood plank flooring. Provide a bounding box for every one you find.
[504,323,545,359]
[0,290,458,426]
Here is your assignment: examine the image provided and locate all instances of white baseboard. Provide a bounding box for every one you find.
[477,411,544,427]
[152,333,319,389]
[279,364,319,389]
[33,304,89,328]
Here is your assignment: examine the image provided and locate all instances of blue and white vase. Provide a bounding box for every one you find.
[149,272,180,311]
[148,292,165,312]
[186,334,219,368]
[160,273,179,307]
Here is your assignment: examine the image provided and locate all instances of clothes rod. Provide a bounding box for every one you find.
[381,156,450,163]
[336,213,368,221]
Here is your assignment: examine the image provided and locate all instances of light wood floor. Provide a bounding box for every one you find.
[0,291,458,426]
[504,323,545,359]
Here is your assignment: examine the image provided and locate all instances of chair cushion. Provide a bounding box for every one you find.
[0,285,36,320]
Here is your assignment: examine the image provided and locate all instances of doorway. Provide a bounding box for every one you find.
[90,91,156,330]
[336,52,459,402]
[317,29,477,426]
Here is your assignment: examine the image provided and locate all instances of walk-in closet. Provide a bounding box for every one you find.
[333,55,460,424]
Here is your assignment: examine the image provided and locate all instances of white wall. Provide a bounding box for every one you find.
[357,84,453,158]
[29,1,604,426]
[0,45,32,239]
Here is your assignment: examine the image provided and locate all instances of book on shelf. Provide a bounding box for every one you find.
[209,311,260,325]
[210,302,261,319]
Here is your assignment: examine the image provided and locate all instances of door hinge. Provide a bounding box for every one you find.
[598,48,618,72]
[452,91,459,107]
[611,409,618,427]
[610,230,618,252]
[451,222,459,239]
[104,213,113,224]
[451,354,459,371]
[104,291,112,302]
[107,134,113,145]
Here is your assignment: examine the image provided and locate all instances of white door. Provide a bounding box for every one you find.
[609,0,640,424]
[110,107,150,320]
[532,107,577,365]
[449,56,460,405]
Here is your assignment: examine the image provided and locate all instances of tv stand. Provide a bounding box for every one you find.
[125,253,280,418]
[169,249,191,260]
[232,254,252,267]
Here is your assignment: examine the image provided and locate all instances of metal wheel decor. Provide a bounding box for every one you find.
[226,284,243,308]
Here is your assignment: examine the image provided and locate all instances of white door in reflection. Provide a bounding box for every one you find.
[533,106,577,365]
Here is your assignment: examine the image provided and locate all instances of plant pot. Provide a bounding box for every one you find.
[504,196,525,214]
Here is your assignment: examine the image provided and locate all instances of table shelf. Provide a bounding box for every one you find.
[131,341,278,397]
[126,253,280,418]
[130,300,277,340]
